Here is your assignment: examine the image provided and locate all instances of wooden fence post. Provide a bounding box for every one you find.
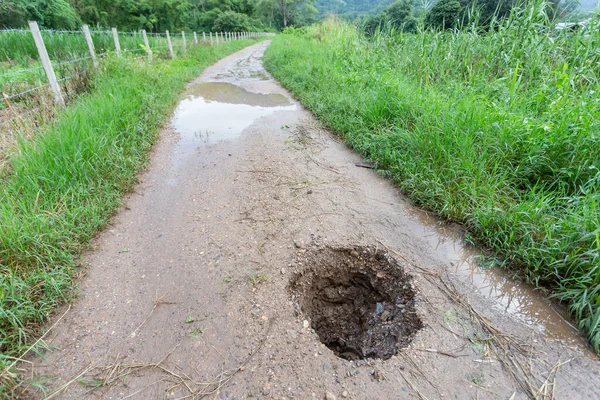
[202,32,206,42]
[210,32,213,45]
[166,30,175,58]
[181,31,186,53]
[82,24,98,68]
[142,29,151,61]
[112,27,121,56]
[28,21,64,105]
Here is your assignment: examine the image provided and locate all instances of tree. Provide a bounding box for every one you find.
[0,0,28,28]
[45,0,81,29]
[385,0,412,27]
[1,0,280,31]
[258,0,318,28]
[212,10,253,30]
[425,0,461,29]
[363,11,386,33]
[470,0,515,25]
[362,0,415,34]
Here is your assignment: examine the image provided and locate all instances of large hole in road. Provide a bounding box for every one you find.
[290,246,422,361]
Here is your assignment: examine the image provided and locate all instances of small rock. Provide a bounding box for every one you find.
[281,268,286,274]
[325,392,336,400]
[307,189,313,194]
[341,391,348,398]
[262,383,271,395]
[303,320,310,329]
[379,311,390,321]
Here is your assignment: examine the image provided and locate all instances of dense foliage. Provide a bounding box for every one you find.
[0,0,320,31]
[315,0,396,18]
[356,0,593,34]
[264,4,600,351]
[424,0,461,29]
[363,0,417,33]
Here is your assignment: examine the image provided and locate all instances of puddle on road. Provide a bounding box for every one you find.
[171,82,296,159]
[183,82,290,107]
[404,207,592,352]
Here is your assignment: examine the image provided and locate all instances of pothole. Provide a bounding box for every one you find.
[290,246,422,361]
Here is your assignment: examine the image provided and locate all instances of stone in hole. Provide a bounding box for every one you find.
[290,246,422,360]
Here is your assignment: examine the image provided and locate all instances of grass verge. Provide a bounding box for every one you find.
[0,38,260,392]
[263,15,600,352]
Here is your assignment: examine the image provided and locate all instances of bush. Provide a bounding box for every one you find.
[212,10,254,32]
[425,0,462,30]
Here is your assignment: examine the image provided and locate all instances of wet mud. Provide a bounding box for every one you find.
[20,41,600,400]
[291,246,422,361]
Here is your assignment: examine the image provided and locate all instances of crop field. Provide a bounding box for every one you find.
[264,5,600,351]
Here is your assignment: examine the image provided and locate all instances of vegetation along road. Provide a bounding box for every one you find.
[1,0,599,399]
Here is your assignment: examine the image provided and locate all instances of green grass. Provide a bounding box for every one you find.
[263,5,600,352]
[0,29,191,64]
[0,30,203,116]
[0,37,261,393]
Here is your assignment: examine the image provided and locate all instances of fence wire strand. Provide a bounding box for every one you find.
[0,65,45,79]
[0,107,41,127]
[5,82,52,100]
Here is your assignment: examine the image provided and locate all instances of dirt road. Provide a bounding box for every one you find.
[24,42,600,399]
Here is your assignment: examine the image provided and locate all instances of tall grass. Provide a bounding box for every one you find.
[264,3,600,351]
[0,37,259,394]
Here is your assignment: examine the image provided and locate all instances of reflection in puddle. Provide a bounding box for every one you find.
[182,82,290,107]
[171,83,295,159]
[404,207,590,349]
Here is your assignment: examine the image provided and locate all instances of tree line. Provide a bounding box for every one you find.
[0,0,320,32]
[361,0,587,33]
[0,0,588,34]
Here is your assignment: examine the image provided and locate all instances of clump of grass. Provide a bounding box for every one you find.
[0,37,260,393]
[248,269,269,286]
[263,4,600,352]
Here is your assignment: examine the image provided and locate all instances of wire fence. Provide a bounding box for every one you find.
[0,26,272,131]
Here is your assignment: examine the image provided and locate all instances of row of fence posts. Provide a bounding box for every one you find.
[27,21,269,106]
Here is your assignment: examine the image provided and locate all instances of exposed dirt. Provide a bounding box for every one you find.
[290,246,422,361]
[19,41,600,399]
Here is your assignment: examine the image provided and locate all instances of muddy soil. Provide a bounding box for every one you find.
[290,246,422,361]
[21,42,600,399]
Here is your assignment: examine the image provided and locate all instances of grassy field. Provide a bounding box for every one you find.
[264,6,600,351]
[0,29,192,65]
[0,37,260,392]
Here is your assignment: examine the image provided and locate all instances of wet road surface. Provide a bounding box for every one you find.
[23,41,600,399]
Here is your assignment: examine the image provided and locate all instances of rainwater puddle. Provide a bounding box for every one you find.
[404,207,593,352]
[171,82,296,159]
